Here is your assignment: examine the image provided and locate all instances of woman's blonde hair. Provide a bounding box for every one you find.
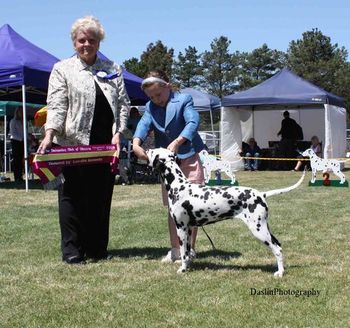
[141,69,171,90]
[70,16,105,42]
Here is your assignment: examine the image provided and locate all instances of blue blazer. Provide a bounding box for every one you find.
[134,92,205,159]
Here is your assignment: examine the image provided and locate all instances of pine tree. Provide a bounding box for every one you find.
[201,36,237,97]
[237,44,286,90]
[140,41,174,78]
[172,46,202,88]
[123,57,147,78]
[287,28,350,106]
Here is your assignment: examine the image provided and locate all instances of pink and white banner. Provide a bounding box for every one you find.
[31,144,119,190]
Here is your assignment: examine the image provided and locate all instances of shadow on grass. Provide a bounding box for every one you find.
[109,247,242,261]
[191,261,278,273]
[109,247,169,260]
[109,247,302,274]
[198,249,242,260]
[0,179,44,190]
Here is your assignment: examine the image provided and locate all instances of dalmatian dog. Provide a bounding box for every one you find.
[199,150,236,184]
[302,148,345,184]
[147,148,305,277]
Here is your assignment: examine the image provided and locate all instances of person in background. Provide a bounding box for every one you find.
[132,69,205,263]
[37,16,130,264]
[121,106,141,151]
[127,107,141,135]
[9,107,24,182]
[277,110,300,170]
[293,135,322,171]
[243,137,261,171]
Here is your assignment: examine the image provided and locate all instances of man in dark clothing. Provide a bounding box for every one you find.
[277,111,300,170]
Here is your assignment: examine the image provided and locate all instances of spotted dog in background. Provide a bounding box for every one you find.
[302,148,346,184]
[147,148,305,277]
[199,149,236,185]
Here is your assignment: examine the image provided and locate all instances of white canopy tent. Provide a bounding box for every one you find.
[220,69,347,169]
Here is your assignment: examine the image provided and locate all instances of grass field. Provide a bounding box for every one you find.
[0,170,349,328]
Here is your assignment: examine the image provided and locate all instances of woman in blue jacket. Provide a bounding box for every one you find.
[133,70,205,263]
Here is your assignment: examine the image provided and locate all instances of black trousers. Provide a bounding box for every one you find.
[58,164,115,260]
[278,139,297,170]
[11,139,24,181]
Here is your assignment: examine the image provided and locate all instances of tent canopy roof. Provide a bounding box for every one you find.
[222,68,345,108]
[0,24,59,89]
[180,87,221,111]
[0,100,42,118]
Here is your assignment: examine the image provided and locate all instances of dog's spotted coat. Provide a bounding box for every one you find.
[200,149,236,184]
[147,148,305,277]
[302,148,345,184]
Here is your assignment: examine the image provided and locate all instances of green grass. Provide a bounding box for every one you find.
[0,171,349,328]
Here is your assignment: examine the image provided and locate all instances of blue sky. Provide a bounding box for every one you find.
[1,0,349,64]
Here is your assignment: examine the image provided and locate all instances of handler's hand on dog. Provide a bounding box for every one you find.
[167,140,180,154]
[167,137,185,154]
[132,138,148,161]
[133,144,148,161]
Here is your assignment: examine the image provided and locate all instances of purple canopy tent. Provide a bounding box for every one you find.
[0,24,59,190]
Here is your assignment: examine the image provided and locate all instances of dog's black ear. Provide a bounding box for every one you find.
[152,154,160,167]
[175,155,181,166]
[153,155,166,172]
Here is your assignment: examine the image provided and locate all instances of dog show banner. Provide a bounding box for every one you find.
[31,144,119,190]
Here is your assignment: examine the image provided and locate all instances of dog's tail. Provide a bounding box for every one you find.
[264,169,306,198]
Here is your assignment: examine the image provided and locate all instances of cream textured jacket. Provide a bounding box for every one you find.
[46,55,130,146]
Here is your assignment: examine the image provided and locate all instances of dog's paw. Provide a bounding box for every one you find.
[274,270,284,278]
[177,267,188,274]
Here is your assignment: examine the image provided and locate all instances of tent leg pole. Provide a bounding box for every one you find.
[4,115,7,173]
[22,85,29,192]
[209,109,216,155]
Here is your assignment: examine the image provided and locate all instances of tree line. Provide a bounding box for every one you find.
[123,29,350,112]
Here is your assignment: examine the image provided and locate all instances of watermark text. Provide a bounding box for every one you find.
[250,287,320,297]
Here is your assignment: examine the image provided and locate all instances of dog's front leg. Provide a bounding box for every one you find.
[311,169,317,183]
[176,227,191,274]
[227,171,236,185]
[205,168,211,183]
